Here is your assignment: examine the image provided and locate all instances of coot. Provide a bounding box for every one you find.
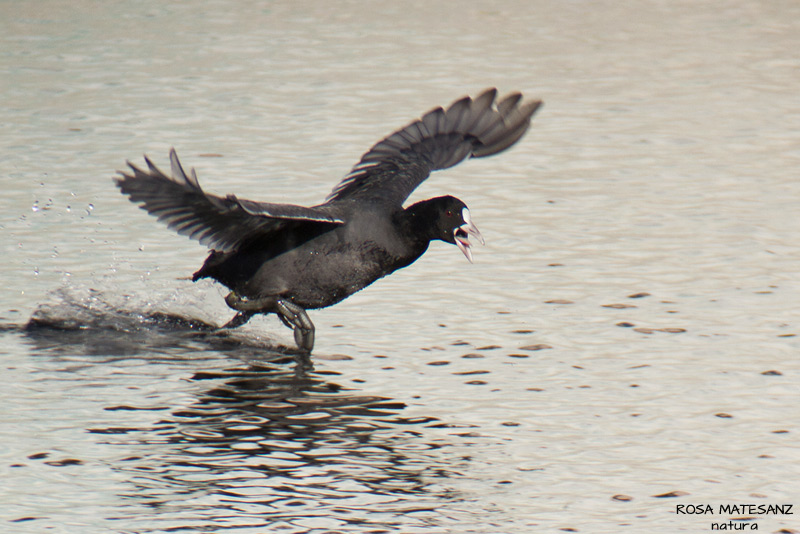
[116,88,542,352]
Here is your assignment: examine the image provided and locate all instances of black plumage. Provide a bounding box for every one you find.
[115,88,542,352]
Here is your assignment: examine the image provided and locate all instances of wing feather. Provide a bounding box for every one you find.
[115,149,343,253]
[326,89,542,205]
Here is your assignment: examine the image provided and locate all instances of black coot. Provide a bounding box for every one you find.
[115,88,542,352]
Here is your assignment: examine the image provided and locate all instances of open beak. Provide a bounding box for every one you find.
[454,207,485,263]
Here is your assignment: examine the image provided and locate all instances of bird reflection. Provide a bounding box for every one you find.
[115,358,456,532]
[20,297,461,532]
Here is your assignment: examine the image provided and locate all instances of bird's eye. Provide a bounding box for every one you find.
[445,210,453,217]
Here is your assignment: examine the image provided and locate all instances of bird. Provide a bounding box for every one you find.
[115,88,542,353]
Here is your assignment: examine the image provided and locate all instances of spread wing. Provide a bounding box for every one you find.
[115,149,343,253]
[326,88,542,206]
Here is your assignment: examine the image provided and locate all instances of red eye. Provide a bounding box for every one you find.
[445,210,453,217]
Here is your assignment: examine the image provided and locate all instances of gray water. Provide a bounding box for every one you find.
[2,1,799,533]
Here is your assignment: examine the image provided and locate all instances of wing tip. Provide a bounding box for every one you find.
[328,88,543,202]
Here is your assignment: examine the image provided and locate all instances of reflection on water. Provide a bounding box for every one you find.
[16,292,465,533]
[108,367,453,533]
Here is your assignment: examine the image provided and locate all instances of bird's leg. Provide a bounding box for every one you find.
[224,291,314,352]
[225,291,275,312]
[222,291,272,329]
[275,299,315,353]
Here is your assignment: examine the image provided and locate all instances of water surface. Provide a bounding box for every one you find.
[2,1,799,532]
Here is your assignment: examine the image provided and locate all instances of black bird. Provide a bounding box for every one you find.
[115,88,541,352]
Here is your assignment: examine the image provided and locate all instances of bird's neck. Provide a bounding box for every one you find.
[389,201,439,267]
[398,199,442,244]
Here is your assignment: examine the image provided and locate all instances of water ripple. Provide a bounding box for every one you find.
[13,293,466,533]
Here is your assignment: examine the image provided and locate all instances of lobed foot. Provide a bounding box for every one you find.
[276,299,315,353]
[223,291,315,352]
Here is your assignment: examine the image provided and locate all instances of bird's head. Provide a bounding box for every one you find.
[428,195,485,263]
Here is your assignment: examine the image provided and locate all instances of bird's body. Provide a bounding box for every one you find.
[195,202,423,310]
[116,89,541,352]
